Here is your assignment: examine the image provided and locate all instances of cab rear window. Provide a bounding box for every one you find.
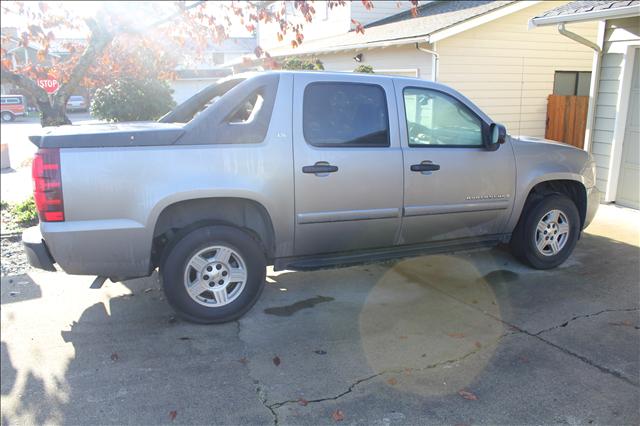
[303,82,390,147]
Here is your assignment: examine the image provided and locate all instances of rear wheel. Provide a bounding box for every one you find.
[160,225,266,323]
[1,112,15,122]
[510,194,580,269]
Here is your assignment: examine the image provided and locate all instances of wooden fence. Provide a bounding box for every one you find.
[545,94,589,149]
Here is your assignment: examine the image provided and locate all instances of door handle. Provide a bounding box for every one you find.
[410,162,440,172]
[302,162,338,174]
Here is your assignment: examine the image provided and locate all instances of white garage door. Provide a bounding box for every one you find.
[617,49,640,210]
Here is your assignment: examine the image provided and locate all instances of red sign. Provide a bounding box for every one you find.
[37,78,59,94]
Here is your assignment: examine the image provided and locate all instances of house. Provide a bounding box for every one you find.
[257,1,426,51]
[251,1,599,142]
[531,0,639,210]
[170,37,256,104]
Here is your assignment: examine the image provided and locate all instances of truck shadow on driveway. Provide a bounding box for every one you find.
[1,232,638,425]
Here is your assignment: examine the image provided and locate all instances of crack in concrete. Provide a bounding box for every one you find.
[235,319,280,426]
[410,277,640,388]
[269,332,509,412]
[533,307,640,336]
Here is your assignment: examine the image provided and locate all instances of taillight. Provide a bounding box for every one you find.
[32,148,64,222]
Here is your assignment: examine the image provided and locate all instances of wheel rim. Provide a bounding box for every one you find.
[2,113,10,121]
[534,209,570,256]
[183,245,247,307]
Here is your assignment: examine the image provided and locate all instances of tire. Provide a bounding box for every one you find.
[160,225,266,324]
[510,194,580,269]
[1,112,15,122]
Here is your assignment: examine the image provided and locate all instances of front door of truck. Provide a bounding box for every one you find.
[292,74,403,256]
[394,80,516,245]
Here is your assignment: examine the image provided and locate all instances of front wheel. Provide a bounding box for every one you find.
[1,112,15,122]
[510,194,581,269]
[160,225,266,323]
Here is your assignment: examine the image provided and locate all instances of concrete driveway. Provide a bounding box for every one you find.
[1,204,638,425]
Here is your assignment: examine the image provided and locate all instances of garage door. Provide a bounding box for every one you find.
[616,49,639,209]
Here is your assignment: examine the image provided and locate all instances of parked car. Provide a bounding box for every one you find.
[1,95,26,122]
[22,71,599,323]
[66,95,87,112]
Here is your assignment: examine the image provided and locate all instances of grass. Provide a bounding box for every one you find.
[9,197,38,227]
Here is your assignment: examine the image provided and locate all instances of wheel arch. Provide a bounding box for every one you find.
[514,178,588,230]
[150,197,276,268]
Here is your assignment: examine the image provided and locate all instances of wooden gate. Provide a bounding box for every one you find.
[545,94,589,149]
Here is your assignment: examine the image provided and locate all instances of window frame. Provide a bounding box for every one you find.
[302,81,391,148]
[402,86,488,149]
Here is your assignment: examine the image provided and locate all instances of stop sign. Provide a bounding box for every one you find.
[37,77,59,94]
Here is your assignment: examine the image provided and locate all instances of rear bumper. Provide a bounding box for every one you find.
[22,226,56,272]
[584,186,600,229]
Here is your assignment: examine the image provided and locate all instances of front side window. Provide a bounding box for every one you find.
[303,82,389,147]
[404,88,483,147]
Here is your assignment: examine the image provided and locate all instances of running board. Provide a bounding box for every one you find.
[275,235,506,271]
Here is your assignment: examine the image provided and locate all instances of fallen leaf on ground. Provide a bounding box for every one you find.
[404,368,412,375]
[447,332,465,338]
[458,389,478,400]
[238,357,249,365]
[474,341,482,349]
[609,320,633,327]
[273,356,281,366]
[110,352,119,361]
[298,398,309,406]
[332,409,344,422]
[399,335,408,339]
[387,377,398,385]
[169,410,177,421]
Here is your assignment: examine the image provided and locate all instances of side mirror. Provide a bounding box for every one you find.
[486,123,506,151]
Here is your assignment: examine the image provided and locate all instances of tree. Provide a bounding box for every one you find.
[280,57,324,70]
[90,78,176,122]
[1,1,419,126]
[353,64,374,73]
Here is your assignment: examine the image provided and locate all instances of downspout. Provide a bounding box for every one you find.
[416,41,438,82]
[556,23,603,154]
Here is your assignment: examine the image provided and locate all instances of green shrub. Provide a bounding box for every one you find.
[353,64,374,74]
[280,57,324,70]
[90,79,176,122]
[0,200,8,210]
[11,197,38,226]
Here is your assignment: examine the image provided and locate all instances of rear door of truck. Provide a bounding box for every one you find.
[291,73,403,256]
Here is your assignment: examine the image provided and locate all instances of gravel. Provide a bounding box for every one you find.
[1,234,32,277]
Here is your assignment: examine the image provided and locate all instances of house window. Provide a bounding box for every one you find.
[553,71,591,96]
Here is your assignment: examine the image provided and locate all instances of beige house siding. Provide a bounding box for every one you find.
[306,45,434,79]
[591,17,640,195]
[436,1,598,139]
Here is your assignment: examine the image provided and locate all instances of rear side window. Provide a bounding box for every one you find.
[1,97,21,104]
[303,82,389,147]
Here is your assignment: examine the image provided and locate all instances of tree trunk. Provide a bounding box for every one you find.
[38,99,72,126]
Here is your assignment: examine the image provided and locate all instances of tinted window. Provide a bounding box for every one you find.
[404,88,482,147]
[303,82,389,147]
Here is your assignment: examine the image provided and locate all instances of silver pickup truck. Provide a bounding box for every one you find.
[23,71,599,323]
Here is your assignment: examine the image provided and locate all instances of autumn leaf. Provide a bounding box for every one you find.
[332,409,345,422]
[238,357,249,365]
[386,377,398,386]
[458,389,478,401]
[399,335,408,340]
[169,410,177,421]
[447,332,465,339]
[272,355,281,366]
[609,320,634,327]
[110,352,119,361]
[298,398,309,406]
[474,341,482,349]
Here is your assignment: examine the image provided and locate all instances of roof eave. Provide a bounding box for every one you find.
[529,5,640,28]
